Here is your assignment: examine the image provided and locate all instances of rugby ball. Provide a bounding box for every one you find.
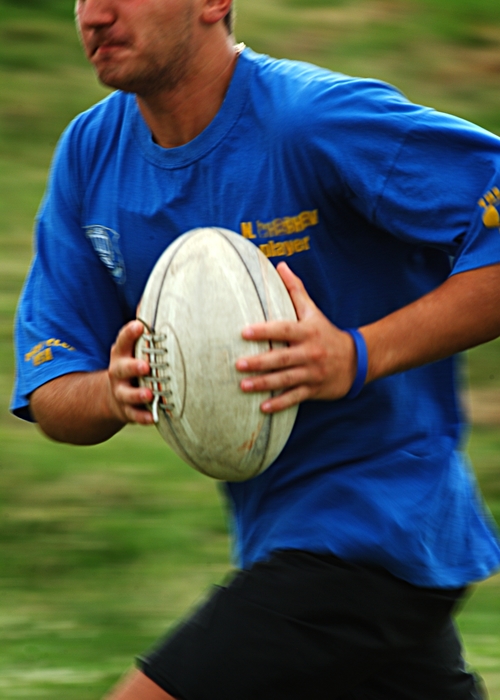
[135,227,298,482]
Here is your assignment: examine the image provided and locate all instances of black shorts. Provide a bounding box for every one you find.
[138,550,484,700]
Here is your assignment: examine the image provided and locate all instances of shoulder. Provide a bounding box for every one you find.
[242,48,415,125]
[239,48,432,183]
[56,92,132,165]
[51,91,133,189]
[62,90,132,146]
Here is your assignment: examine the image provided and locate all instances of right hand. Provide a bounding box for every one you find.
[107,320,154,425]
[236,263,357,412]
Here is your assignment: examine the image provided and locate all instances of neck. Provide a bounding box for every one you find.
[136,35,240,149]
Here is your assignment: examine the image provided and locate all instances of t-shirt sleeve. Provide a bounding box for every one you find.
[321,80,500,272]
[373,108,500,275]
[11,125,130,421]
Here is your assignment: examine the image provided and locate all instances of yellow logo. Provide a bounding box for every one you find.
[240,209,318,259]
[478,187,500,229]
[25,338,76,367]
[259,236,310,258]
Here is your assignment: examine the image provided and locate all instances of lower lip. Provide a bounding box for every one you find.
[94,44,127,58]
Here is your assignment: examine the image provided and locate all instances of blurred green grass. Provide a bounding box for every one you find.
[1,0,500,697]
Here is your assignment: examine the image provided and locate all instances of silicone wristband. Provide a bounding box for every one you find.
[344,328,368,399]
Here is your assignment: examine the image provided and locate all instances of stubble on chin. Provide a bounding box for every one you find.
[111,47,192,96]
[94,12,194,97]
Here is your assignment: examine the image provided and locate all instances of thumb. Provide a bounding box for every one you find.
[115,319,145,357]
[276,262,317,320]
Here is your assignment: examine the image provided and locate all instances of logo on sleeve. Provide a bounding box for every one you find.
[84,225,126,284]
[25,339,76,366]
[478,187,500,229]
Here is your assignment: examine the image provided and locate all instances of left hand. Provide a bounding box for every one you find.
[236,262,358,413]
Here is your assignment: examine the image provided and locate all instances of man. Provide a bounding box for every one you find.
[11,0,500,697]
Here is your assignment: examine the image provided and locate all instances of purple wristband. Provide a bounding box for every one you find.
[344,328,368,399]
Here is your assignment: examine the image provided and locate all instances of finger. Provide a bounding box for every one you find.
[240,366,310,393]
[114,381,153,407]
[276,262,317,320]
[237,344,303,373]
[113,319,145,357]
[241,319,304,344]
[123,403,155,425]
[260,385,311,413]
[111,356,150,381]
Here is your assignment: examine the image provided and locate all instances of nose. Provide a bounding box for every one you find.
[76,0,116,31]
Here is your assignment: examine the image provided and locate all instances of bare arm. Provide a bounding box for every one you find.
[362,263,500,381]
[30,320,154,445]
[237,262,500,412]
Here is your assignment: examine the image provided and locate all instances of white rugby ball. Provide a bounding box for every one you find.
[135,227,298,482]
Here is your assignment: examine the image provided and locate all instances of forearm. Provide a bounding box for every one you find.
[30,321,155,444]
[361,264,500,383]
[30,371,125,445]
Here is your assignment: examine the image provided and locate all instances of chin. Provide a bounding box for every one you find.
[95,69,130,91]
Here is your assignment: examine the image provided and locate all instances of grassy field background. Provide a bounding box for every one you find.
[1,0,500,697]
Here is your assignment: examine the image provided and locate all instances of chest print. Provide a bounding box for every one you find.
[84,225,126,284]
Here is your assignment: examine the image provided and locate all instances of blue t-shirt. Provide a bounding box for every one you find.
[11,48,500,587]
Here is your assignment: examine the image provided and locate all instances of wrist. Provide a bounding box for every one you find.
[344,328,368,399]
[102,370,128,426]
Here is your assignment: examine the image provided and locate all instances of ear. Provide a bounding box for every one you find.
[201,0,232,26]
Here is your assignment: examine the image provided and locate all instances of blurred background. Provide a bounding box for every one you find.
[1,0,499,697]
